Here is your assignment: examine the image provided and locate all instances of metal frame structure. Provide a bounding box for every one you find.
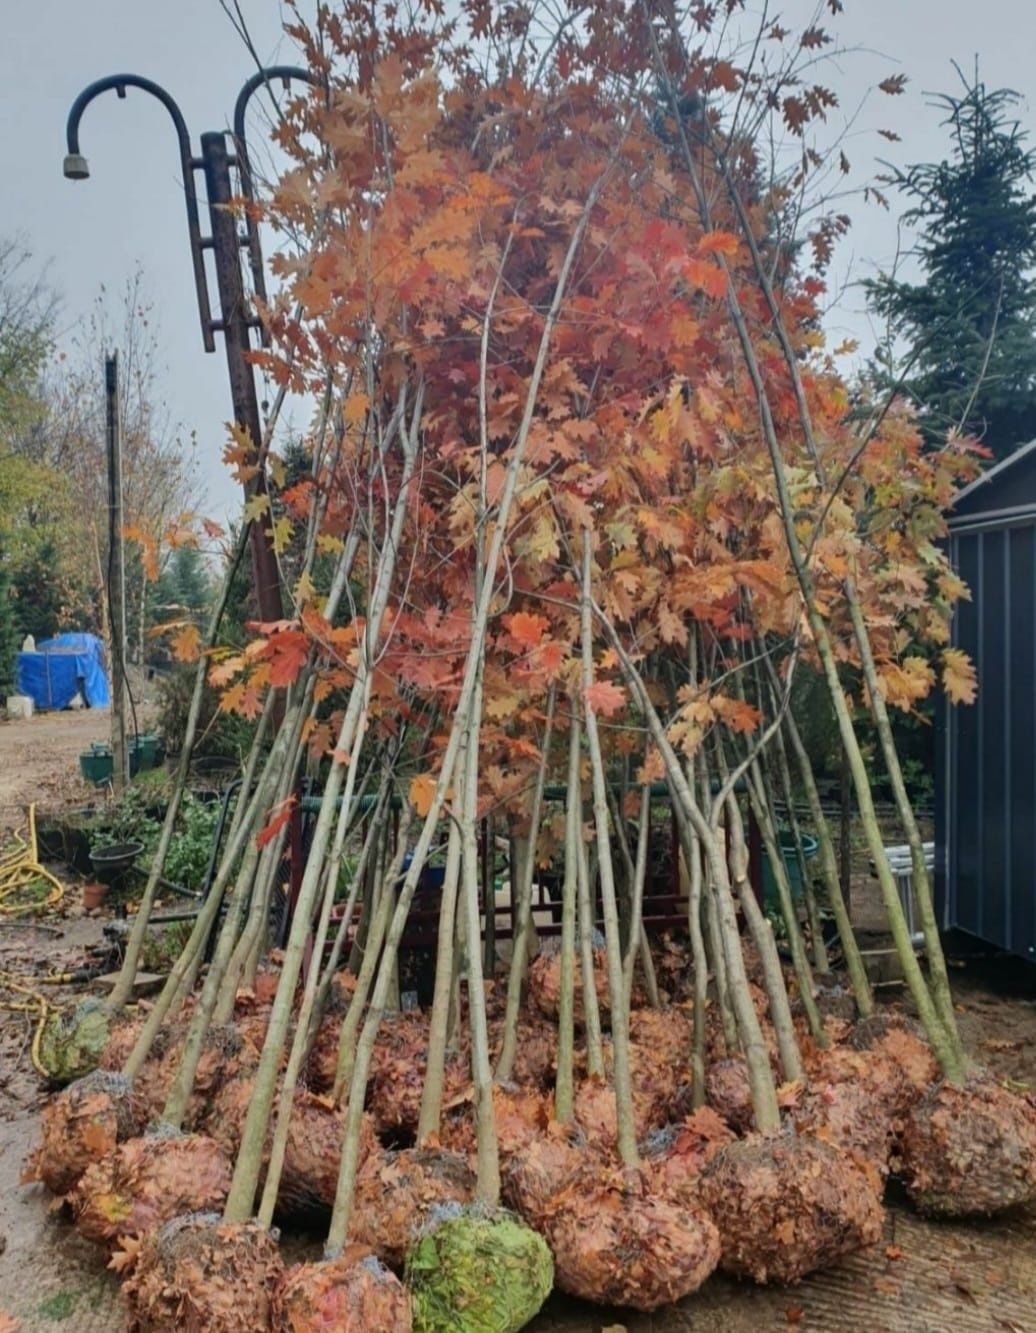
[62,67,317,624]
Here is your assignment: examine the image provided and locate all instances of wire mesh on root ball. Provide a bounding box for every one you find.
[117,1211,284,1333]
[699,1133,884,1284]
[897,1074,1036,1217]
[37,998,110,1085]
[22,1071,147,1197]
[202,1077,378,1220]
[349,1148,478,1268]
[544,1174,720,1310]
[502,1125,600,1227]
[527,944,608,1026]
[405,1205,554,1333]
[790,1088,893,1182]
[846,1014,939,1114]
[640,1107,736,1209]
[439,1084,550,1166]
[274,1244,413,1332]
[69,1129,232,1249]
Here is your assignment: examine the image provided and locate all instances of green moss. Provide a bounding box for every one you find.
[37,1289,79,1320]
[37,999,109,1085]
[406,1207,554,1333]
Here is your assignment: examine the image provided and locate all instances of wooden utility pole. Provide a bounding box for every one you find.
[106,352,129,791]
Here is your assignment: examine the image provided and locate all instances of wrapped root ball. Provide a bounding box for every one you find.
[275,1245,412,1332]
[628,1005,695,1074]
[440,1085,549,1165]
[406,1206,553,1333]
[120,1212,283,1333]
[303,1015,341,1094]
[545,1180,719,1310]
[847,1014,938,1111]
[792,1074,895,1178]
[202,1078,376,1219]
[528,946,611,1025]
[705,1057,755,1132]
[71,1130,231,1248]
[279,1092,376,1218]
[488,1015,558,1090]
[37,998,110,1085]
[350,1149,477,1268]
[573,1075,667,1152]
[101,1021,179,1123]
[641,1107,736,1208]
[367,1012,469,1139]
[154,1023,260,1131]
[899,1075,1036,1217]
[700,1135,884,1283]
[503,1128,595,1226]
[23,1071,147,1197]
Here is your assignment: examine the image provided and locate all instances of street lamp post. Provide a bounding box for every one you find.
[63,68,314,625]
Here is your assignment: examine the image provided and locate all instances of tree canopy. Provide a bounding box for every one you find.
[867,65,1036,458]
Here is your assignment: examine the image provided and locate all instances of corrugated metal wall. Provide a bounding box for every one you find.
[939,517,1036,959]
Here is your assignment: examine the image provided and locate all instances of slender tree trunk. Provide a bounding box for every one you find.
[581,529,639,1167]
[554,713,581,1122]
[497,686,556,1080]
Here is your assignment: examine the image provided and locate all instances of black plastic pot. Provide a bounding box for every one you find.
[89,841,144,893]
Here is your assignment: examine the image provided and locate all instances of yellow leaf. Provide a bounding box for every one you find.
[317,533,345,554]
[409,773,437,818]
[942,648,977,705]
[271,515,294,554]
[268,454,286,488]
[344,392,370,424]
[294,570,316,606]
[170,624,201,662]
[244,493,271,523]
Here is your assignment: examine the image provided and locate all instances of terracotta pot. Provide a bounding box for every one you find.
[82,882,108,911]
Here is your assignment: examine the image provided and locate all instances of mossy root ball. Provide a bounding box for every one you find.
[406,1206,554,1333]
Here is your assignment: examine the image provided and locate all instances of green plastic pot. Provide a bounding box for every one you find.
[761,830,818,909]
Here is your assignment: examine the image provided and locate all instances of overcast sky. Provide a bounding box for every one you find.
[1,2,1033,522]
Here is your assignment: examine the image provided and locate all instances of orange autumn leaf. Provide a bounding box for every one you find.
[506,611,550,649]
[169,623,201,662]
[257,797,295,849]
[942,647,977,705]
[584,679,627,718]
[409,772,438,817]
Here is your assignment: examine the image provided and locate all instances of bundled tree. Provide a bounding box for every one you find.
[25,5,1036,1329]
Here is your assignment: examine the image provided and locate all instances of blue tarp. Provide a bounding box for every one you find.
[16,633,111,711]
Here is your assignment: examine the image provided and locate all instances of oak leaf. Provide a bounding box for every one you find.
[942,648,977,705]
[584,679,626,718]
[410,773,438,817]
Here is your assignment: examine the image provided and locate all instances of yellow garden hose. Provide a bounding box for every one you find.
[0,804,65,915]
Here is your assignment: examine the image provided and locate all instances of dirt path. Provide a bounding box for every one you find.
[0,710,112,832]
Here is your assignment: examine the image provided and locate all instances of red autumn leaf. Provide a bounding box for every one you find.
[584,679,626,718]
[265,629,311,688]
[507,611,550,649]
[683,257,728,299]
[697,230,739,258]
[879,74,908,95]
[257,797,295,849]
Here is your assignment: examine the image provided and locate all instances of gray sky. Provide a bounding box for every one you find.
[1,2,1033,522]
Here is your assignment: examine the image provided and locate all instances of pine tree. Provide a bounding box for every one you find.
[866,65,1036,458]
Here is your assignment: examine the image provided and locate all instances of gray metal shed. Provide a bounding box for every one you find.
[937,438,1036,960]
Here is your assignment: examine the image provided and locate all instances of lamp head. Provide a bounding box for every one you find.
[63,153,90,180]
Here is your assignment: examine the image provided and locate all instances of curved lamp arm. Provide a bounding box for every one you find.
[64,74,216,351]
[231,65,318,331]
